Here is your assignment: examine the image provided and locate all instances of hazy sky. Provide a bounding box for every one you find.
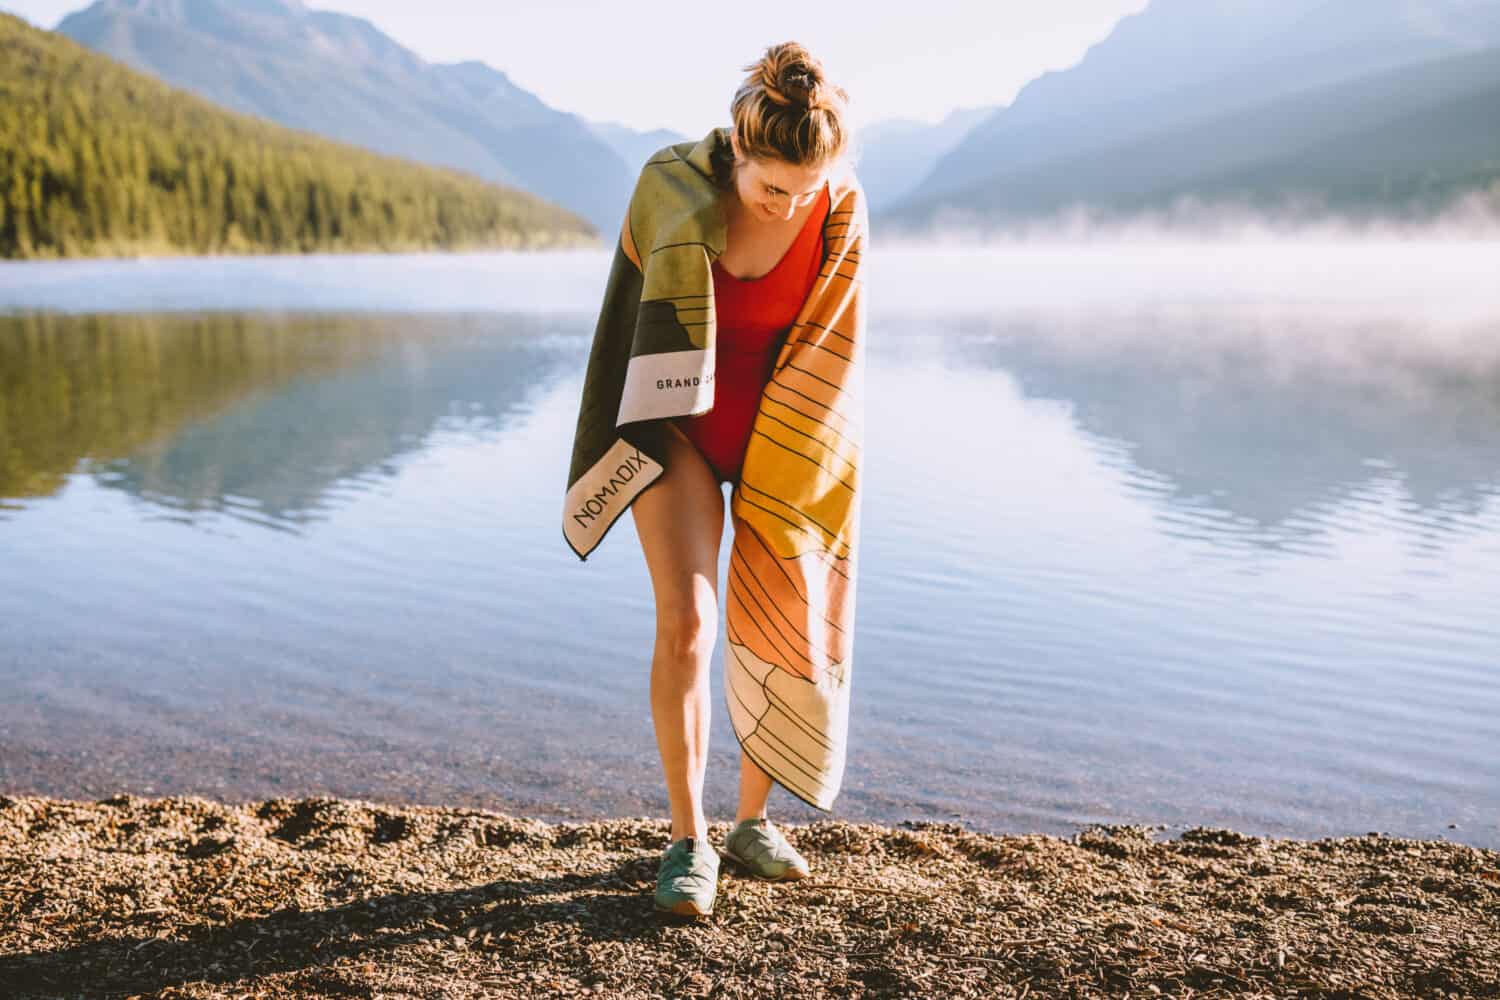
[3,0,1148,134]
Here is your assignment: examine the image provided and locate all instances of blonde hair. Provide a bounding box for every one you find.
[715,41,852,188]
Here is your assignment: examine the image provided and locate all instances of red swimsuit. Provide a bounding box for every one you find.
[675,182,830,485]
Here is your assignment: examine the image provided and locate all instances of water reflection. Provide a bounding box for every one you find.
[952,307,1500,551]
[0,312,577,526]
[8,305,1496,543]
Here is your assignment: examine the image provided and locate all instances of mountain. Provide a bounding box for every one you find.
[853,106,996,212]
[0,11,595,259]
[586,121,690,174]
[54,0,635,233]
[901,42,1500,227]
[885,0,1500,228]
[1179,48,1500,214]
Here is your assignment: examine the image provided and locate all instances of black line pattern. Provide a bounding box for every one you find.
[736,481,848,551]
[736,523,849,635]
[747,429,857,493]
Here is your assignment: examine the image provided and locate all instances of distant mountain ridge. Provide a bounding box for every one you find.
[55,0,635,232]
[584,122,691,176]
[853,106,996,212]
[885,0,1500,229]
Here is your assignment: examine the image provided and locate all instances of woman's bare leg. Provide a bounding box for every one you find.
[735,750,774,823]
[631,421,725,842]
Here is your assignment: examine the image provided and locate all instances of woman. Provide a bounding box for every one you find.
[562,41,867,917]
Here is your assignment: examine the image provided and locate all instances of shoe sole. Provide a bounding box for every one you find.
[654,897,713,916]
[720,846,809,881]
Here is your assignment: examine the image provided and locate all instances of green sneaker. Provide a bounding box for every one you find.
[722,818,810,881]
[654,836,720,916]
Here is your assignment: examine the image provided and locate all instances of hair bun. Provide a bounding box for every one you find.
[753,44,827,110]
[781,63,823,109]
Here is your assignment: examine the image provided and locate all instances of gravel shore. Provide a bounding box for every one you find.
[1,794,1496,998]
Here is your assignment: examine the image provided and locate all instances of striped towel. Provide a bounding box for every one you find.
[563,125,867,811]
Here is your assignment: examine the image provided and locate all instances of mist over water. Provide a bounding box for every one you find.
[5,218,1497,326]
[879,185,1500,247]
[865,217,1500,393]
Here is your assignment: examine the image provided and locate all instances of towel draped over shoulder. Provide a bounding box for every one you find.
[562,125,868,811]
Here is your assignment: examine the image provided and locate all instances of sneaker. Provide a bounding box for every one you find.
[654,836,719,916]
[722,817,810,881]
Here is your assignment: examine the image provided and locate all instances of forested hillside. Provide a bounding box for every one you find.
[0,12,597,260]
[56,0,635,234]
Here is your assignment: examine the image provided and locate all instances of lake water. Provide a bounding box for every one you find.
[2,245,1497,849]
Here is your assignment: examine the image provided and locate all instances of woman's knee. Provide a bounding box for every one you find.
[654,598,719,664]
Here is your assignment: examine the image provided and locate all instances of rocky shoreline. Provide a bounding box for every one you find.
[1,794,1495,998]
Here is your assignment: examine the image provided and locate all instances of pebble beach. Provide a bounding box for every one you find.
[1,794,1496,998]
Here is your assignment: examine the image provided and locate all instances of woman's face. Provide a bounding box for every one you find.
[729,133,832,223]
